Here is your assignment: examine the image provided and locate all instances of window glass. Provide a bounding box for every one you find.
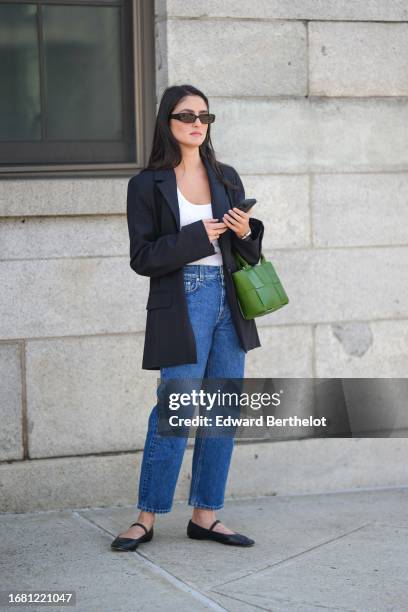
[0,4,41,141]
[43,4,123,140]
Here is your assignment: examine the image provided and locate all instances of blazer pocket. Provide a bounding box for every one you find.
[146,291,173,310]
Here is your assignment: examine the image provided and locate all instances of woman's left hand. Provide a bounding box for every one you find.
[222,207,252,238]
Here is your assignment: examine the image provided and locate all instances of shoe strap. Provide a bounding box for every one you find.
[209,520,220,531]
[130,522,148,533]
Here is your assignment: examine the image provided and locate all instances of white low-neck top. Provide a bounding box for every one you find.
[177,187,223,266]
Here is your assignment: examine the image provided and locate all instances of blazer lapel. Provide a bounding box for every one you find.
[203,156,230,227]
[154,167,180,230]
[154,157,230,232]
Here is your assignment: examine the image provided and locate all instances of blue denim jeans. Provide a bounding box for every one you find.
[137,264,246,513]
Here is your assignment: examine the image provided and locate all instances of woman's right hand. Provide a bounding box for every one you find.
[202,218,228,242]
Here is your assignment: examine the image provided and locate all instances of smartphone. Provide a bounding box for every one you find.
[235,198,257,213]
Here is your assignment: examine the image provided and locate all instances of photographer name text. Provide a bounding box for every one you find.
[168,415,327,428]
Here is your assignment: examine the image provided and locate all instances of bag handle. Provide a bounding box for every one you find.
[234,251,251,270]
[234,250,266,270]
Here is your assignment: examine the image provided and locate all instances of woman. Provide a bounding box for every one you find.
[111,84,264,551]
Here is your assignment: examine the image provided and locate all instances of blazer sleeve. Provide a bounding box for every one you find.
[127,176,217,277]
[229,169,264,266]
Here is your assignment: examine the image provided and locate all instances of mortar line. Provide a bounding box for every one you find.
[2,436,408,466]
[1,485,408,517]
[20,340,28,460]
[165,16,408,25]
[2,241,408,264]
[1,312,408,348]
[306,19,310,97]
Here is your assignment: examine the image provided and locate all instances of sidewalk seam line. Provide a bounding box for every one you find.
[73,512,229,612]
[211,521,371,589]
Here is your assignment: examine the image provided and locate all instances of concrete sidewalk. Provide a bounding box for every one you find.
[1,487,408,611]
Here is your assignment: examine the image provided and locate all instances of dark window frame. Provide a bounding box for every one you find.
[0,0,155,178]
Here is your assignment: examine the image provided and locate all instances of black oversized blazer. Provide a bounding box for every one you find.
[126,156,265,370]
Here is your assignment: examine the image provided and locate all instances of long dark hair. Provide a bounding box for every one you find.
[144,84,237,191]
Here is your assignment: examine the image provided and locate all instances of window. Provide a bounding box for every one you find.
[0,0,154,176]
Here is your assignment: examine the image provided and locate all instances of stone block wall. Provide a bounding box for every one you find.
[1,0,407,511]
[155,0,408,379]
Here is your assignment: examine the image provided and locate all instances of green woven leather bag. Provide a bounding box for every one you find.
[231,251,289,320]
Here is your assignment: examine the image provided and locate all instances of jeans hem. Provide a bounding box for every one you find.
[188,502,224,510]
[137,504,172,513]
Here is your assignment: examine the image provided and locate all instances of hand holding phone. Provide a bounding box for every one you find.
[223,197,256,238]
[235,198,257,213]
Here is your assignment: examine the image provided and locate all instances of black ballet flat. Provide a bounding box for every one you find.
[111,521,154,552]
[187,519,255,547]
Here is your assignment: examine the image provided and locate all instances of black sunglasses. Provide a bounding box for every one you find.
[169,112,215,124]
